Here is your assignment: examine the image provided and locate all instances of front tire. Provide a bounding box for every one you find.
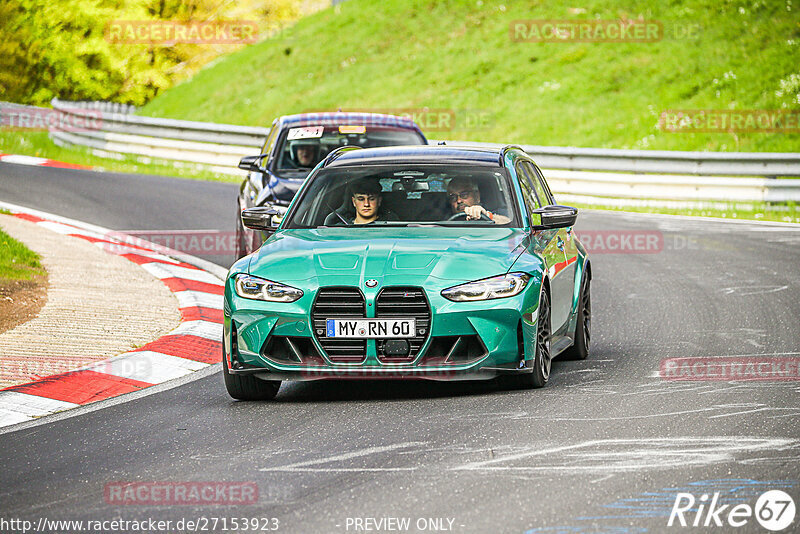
[223,353,281,401]
[505,288,551,389]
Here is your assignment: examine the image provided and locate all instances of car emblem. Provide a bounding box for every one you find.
[365,279,378,288]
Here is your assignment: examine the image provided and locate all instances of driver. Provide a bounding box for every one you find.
[291,140,319,168]
[446,177,510,224]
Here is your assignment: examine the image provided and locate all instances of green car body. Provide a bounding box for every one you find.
[223,146,591,399]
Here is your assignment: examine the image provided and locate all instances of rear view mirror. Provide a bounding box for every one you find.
[531,205,578,229]
[241,205,285,232]
[238,154,267,172]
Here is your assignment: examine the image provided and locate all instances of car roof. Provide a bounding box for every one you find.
[324,145,508,168]
[279,112,422,131]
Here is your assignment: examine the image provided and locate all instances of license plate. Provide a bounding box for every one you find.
[326,319,416,338]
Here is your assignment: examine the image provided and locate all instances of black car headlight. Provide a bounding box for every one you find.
[234,274,303,303]
[441,273,531,302]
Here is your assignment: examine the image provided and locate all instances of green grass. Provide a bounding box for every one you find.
[140,0,800,153]
[0,226,46,280]
[0,132,239,183]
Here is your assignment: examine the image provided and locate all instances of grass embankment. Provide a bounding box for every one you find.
[0,216,49,334]
[140,0,800,153]
[0,224,45,280]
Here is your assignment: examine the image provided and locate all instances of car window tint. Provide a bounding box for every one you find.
[531,164,555,205]
[275,127,425,173]
[284,165,519,228]
[262,123,278,158]
[515,162,541,213]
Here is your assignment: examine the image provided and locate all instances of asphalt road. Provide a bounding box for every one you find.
[1,162,799,534]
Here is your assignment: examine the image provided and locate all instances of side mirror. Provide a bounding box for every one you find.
[531,205,578,230]
[238,154,267,172]
[241,205,286,232]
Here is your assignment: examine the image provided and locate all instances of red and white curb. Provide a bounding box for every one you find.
[0,206,225,428]
[0,153,92,170]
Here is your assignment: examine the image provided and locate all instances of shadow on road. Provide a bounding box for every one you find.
[271,377,508,402]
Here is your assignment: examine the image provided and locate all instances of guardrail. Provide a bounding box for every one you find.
[2,99,799,205]
[450,141,800,178]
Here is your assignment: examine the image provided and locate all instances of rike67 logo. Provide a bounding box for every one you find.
[668,490,795,531]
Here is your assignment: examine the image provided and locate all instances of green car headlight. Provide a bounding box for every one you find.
[234,274,303,303]
[441,272,531,302]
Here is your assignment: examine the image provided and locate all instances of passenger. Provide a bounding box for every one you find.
[349,179,393,224]
[446,177,510,224]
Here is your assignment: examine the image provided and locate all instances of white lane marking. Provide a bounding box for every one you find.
[140,262,223,285]
[93,242,180,263]
[0,409,33,427]
[623,382,713,394]
[259,442,425,472]
[720,285,789,296]
[169,320,222,341]
[0,392,79,426]
[83,351,208,383]
[533,407,730,422]
[175,291,224,310]
[36,221,107,240]
[590,474,615,484]
[708,406,800,419]
[0,155,49,165]
[430,406,742,423]
[452,437,797,473]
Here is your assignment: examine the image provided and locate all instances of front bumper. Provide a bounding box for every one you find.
[227,359,535,381]
[224,280,541,381]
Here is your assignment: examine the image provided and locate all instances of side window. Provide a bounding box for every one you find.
[515,162,541,218]
[520,161,552,206]
[261,129,273,155]
[261,121,280,161]
[531,164,555,205]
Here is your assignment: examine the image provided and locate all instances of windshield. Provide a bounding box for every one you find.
[284,164,520,228]
[273,125,425,175]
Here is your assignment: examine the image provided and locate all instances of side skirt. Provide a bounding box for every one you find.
[550,335,574,358]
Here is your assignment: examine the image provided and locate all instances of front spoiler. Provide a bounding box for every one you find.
[228,359,533,382]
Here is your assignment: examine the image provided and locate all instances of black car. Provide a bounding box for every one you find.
[235,112,428,257]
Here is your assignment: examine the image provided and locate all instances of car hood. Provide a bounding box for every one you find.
[248,227,528,285]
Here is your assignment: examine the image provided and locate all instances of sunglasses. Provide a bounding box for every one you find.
[448,190,477,202]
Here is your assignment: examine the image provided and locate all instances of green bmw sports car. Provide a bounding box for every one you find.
[223,145,591,400]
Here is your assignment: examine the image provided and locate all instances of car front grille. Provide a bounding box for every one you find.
[312,287,367,363]
[375,287,430,363]
[311,286,431,364]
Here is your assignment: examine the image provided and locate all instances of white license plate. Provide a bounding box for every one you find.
[326,319,416,338]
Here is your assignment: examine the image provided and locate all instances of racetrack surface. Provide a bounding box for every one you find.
[1,162,799,533]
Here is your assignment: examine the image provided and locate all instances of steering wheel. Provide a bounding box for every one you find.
[446,211,493,222]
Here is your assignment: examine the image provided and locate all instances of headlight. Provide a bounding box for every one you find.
[441,272,530,302]
[234,274,303,302]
